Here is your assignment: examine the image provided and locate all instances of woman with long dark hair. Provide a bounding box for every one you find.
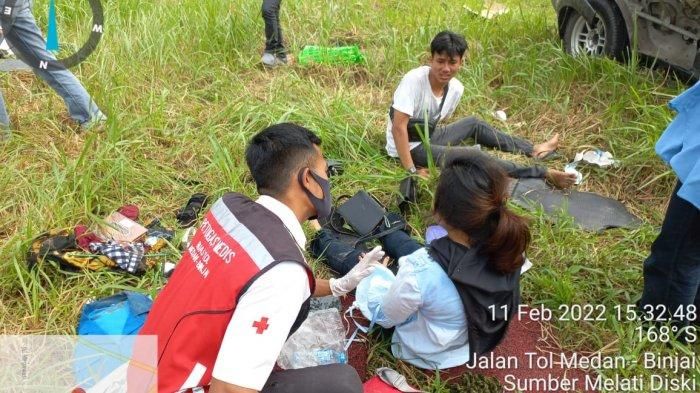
[310,151,530,369]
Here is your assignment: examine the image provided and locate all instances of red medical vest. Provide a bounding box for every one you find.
[128,193,314,392]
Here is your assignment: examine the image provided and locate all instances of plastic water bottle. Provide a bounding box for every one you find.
[289,349,347,368]
[313,349,348,365]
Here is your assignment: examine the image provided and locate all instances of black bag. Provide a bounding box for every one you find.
[389,84,449,142]
[322,191,406,247]
[336,191,386,236]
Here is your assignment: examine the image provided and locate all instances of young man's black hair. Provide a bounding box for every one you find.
[430,30,468,58]
[245,122,322,196]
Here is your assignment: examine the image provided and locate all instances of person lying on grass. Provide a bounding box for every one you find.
[386,30,576,189]
[310,151,527,369]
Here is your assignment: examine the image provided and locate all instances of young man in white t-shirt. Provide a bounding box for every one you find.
[386,31,576,188]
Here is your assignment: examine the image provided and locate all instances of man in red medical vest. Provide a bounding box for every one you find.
[130,123,382,393]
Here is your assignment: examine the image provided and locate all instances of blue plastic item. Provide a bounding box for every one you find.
[77,291,152,335]
[74,291,152,388]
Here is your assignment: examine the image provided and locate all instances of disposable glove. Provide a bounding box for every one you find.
[329,246,385,297]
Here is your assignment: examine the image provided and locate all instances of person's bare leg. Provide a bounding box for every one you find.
[545,169,577,189]
[532,133,560,159]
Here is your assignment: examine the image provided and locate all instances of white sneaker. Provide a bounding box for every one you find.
[261,52,276,67]
[261,52,287,68]
[80,112,108,131]
[0,38,14,58]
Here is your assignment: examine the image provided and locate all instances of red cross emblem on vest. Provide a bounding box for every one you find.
[253,317,269,334]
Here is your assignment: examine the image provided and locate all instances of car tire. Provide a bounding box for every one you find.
[562,0,628,61]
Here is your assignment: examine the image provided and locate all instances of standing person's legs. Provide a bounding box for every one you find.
[411,142,546,179]
[4,3,103,126]
[433,116,534,155]
[261,0,285,56]
[262,364,362,393]
[640,181,700,326]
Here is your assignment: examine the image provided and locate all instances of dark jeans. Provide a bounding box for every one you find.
[262,0,285,55]
[263,364,362,393]
[640,181,700,326]
[310,228,423,276]
[411,116,547,178]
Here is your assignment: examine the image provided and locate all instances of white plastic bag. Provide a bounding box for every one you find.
[277,308,347,369]
[573,149,619,167]
[355,264,395,321]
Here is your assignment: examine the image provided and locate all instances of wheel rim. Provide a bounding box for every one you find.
[570,15,606,56]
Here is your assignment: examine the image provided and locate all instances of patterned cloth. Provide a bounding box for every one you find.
[89,241,146,274]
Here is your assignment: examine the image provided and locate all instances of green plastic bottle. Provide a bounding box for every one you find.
[298,45,366,65]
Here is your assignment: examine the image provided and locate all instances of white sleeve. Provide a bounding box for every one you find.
[211,262,310,390]
[378,263,422,327]
[392,73,419,117]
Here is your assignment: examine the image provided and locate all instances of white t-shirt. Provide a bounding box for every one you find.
[210,196,311,391]
[385,66,464,157]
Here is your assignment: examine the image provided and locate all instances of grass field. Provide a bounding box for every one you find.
[0,0,697,391]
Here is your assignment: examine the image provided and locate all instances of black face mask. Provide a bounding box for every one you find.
[298,168,332,220]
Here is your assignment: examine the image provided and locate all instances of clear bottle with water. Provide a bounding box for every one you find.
[278,308,349,369]
[291,348,347,367]
[313,348,347,365]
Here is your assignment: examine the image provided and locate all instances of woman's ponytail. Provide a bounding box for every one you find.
[484,206,530,274]
[435,151,531,274]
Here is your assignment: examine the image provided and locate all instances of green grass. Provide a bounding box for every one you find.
[1,0,697,391]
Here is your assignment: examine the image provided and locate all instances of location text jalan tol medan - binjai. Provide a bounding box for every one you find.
[467,351,698,392]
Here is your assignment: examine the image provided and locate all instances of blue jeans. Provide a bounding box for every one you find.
[640,181,700,326]
[0,92,8,136]
[0,0,103,128]
[310,228,423,276]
